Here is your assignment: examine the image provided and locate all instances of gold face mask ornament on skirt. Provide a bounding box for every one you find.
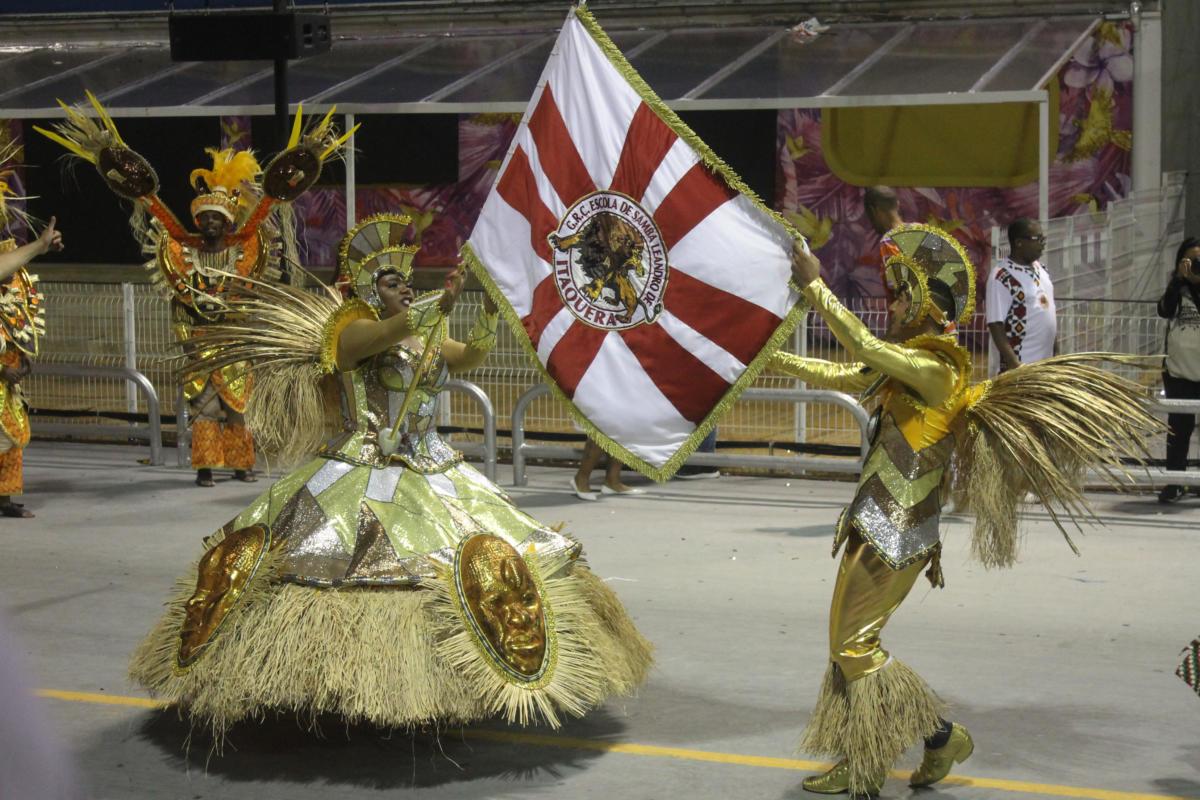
[454,534,549,680]
[176,524,271,670]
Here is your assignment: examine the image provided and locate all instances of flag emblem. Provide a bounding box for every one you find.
[548,190,668,331]
[462,7,804,479]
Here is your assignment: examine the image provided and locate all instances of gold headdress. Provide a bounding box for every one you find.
[0,137,34,236]
[33,91,159,200]
[336,213,419,308]
[189,147,261,223]
[883,223,976,332]
[0,139,45,357]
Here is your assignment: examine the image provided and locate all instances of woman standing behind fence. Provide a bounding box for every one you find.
[1157,236,1200,504]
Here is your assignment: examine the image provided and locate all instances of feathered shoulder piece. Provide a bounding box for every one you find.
[181,274,373,464]
[951,353,1162,568]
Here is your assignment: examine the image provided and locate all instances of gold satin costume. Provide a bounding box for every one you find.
[773,225,1160,794]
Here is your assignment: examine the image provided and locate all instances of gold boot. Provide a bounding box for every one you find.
[802,760,884,796]
[909,723,974,787]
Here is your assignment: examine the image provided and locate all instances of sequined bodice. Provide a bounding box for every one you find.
[323,340,461,472]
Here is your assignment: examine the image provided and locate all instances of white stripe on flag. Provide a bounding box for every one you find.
[573,334,693,468]
[657,311,746,383]
[472,189,550,318]
[640,136,700,213]
[535,307,576,364]
[555,16,642,192]
[517,127,569,219]
[668,194,798,319]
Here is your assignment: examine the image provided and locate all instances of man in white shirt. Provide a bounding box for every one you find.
[986,218,1057,374]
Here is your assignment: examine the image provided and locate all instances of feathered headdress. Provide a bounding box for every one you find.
[189,147,261,222]
[0,137,34,235]
[884,223,976,333]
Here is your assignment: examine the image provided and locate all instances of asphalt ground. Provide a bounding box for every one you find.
[3,442,1199,800]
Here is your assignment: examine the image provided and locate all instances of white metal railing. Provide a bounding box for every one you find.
[508,383,871,486]
[21,283,1186,468]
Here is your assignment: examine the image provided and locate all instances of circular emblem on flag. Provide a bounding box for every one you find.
[548,190,669,330]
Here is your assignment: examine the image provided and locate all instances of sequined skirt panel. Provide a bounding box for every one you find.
[217,456,579,588]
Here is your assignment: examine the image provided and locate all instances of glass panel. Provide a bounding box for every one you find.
[844,20,1037,96]
[985,18,1097,91]
[202,40,423,105]
[700,23,902,99]
[628,27,778,100]
[112,59,270,107]
[440,30,652,104]
[331,33,543,104]
[0,49,119,98]
[8,47,174,107]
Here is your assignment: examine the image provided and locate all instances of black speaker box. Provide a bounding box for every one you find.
[168,11,331,62]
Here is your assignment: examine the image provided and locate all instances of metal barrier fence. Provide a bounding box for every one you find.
[20,281,1192,478]
[509,384,871,486]
[32,362,163,466]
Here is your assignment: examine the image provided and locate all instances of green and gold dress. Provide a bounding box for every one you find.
[130,217,651,739]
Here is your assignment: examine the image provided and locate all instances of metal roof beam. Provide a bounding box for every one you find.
[304,38,441,104]
[681,28,787,100]
[820,23,913,97]
[420,34,552,103]
[1034,17,1099,89]
[97,60,198,104]
[187,65,276,106]
[623,31,670,59]
[0,88,1051,120]
[970,19,1048,92]
[0,49,125,103]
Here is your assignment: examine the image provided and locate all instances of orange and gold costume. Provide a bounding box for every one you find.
[0,230,43,498]
[36,94,356,476]
[0,349,31,496]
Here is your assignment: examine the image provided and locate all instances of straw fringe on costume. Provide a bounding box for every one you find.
[424,553,651,728]
[953,353,1161,568]
[175,274,353,466]
[800,660,944,795]
[130,543,650,745]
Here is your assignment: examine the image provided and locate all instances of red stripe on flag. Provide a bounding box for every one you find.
[521,275,562,349]
[620,324,729,425]
[609,103,678,202]
[496,146,556,265]
[546,324,608,399]
[528,85,596,207]
[653,161,738,250]
[664,269,781,366]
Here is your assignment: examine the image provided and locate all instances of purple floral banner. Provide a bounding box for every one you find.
[775,21,1134,302]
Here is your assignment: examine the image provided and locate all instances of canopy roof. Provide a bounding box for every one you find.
[0,14,1097,117]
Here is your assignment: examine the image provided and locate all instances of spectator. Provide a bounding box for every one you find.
[675,427,720,480]
[1156,236,1200,504]
[572,439,643,500]
[864,186,904,302]
[986,218,1057,375]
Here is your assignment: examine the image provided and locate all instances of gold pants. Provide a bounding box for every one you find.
[829,530,929,682]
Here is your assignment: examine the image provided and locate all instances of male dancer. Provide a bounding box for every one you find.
[772,226,1156,794]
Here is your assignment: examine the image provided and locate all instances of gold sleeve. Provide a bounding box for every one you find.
[802,279,956,407]
[768,351,875,394]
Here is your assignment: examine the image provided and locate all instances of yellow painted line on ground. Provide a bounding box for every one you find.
[38,689,1187,800]
[36,688,164,709]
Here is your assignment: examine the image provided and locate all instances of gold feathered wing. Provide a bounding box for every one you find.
[176,274,374,465]
[952,353,1162,568]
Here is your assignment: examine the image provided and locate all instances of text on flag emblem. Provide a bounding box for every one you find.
[548,190,668,330]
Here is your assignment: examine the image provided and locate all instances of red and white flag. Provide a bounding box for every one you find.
[464,7,803,479]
